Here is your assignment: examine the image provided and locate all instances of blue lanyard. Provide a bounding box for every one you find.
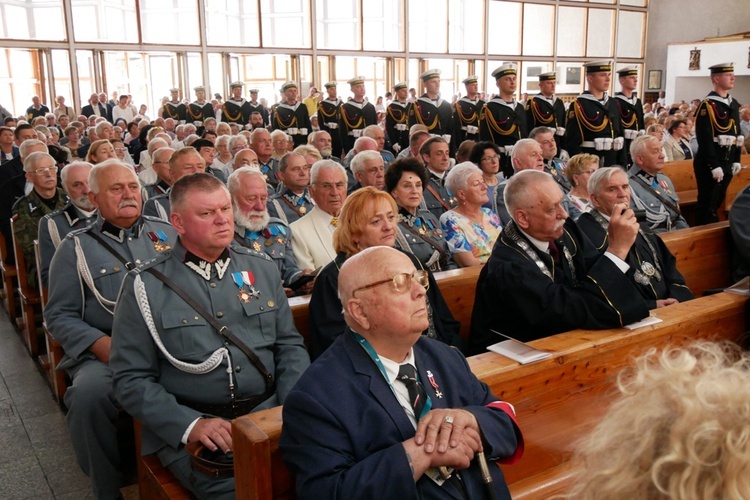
[352,332,432,420]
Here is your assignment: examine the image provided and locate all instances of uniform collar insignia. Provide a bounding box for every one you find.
[63,203,81,226]
[100,217,143,243]
[183,247,232,281]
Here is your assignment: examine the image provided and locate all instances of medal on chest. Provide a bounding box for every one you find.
[233,271,261,303]
[147,230,171,252]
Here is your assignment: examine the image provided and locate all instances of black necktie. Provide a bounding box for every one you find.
[549,240,561,263]
[397,364,426,419]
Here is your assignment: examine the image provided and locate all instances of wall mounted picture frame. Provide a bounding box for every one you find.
[689,48,701,70]
[648,70,662,90]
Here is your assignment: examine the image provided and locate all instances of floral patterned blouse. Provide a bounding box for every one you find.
[439,208,502,263]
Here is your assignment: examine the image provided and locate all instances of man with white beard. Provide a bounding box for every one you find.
[38,161,98,288]
[228,167,314,295]
[308,130,341,163]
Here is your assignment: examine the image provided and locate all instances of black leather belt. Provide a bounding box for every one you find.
[177,396,267,420]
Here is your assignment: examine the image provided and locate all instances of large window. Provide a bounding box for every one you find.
[488,2,521,55]
[316,0,360,50]
[363,0,403,52]
[408,0,448,53]
[71,0,138,43]
[0,0,65,40]
[139,0,200,45]
[260,0,311,48]
[0,0,650,116]
[0,49,44,115]
[205,0,260,47]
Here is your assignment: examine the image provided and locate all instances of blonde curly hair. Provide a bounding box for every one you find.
[566,341,750,500]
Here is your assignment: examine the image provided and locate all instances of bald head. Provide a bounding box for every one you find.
[339,246,402,307]
[353,136,378,153]
[339,246,428,360]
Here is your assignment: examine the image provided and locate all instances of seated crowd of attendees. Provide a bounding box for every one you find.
[0,66,748,499]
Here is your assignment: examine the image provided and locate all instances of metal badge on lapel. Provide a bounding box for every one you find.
[148,230,171,252]
[426,370,443,398]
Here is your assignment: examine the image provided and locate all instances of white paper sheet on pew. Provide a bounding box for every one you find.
[487,339,552,364]
[623,315,663,330]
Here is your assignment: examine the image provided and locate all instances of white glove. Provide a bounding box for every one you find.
[392,143,401,153]
[732,163,742,175]
[712,167,724,182]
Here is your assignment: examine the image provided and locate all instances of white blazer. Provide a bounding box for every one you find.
[290,206,337,270]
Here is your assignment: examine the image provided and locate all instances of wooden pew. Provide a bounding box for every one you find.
[282,219,733,350]
[34,239,67,404]
[10,218,42,355]
[0,232,18,320]
[232,292,749,500]
[147,222,736,499]
[134,420,194,499]
[661,154,750,222]
[724,164,750,218]
[658,220,731,297]
[661,158,697,206]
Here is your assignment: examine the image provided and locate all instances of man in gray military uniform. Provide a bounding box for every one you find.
[268,152,315,224]
[110,173,310,499]
[628,135,689,233]
[38,161,97,288]
[144,147,205,220]
[44,159,177,499]
[228,167,314,295]
[142,146,174,201]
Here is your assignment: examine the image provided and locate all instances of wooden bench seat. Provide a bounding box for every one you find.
[10,219,42,356]
[232,292,749,500]
[0,232,19,323]
[134,420,194,499]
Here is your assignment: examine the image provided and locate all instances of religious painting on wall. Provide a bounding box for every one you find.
[689,49,701,71]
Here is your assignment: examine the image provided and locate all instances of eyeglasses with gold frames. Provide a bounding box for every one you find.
[352,270,429,296]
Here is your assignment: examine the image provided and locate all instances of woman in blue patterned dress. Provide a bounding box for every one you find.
[440,162,502,267]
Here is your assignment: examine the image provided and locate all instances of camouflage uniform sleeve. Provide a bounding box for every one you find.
[11,199,36,278]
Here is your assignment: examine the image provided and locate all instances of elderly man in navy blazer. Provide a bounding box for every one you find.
[281,246,523,499]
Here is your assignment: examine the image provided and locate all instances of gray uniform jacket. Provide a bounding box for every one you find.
[44,215,177,370]
[110,240,310,461]
[38,203,97,288]
[627,165,689,233]
[234,218,303,286]
[395,208,456,272]
[267,187,314,225]
[143,193,171,221]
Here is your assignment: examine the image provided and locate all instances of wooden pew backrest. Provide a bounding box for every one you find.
[233,291,748,500]
[660,221,731,296]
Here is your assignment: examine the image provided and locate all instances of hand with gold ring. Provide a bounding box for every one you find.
[415,409,481,455]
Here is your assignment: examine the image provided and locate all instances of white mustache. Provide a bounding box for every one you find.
[119,200,139,209]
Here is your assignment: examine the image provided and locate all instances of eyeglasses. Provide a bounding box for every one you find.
[115,148,128,152]
[481,155,500,163]
[31,166,58,175]
[352,270,429,296]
